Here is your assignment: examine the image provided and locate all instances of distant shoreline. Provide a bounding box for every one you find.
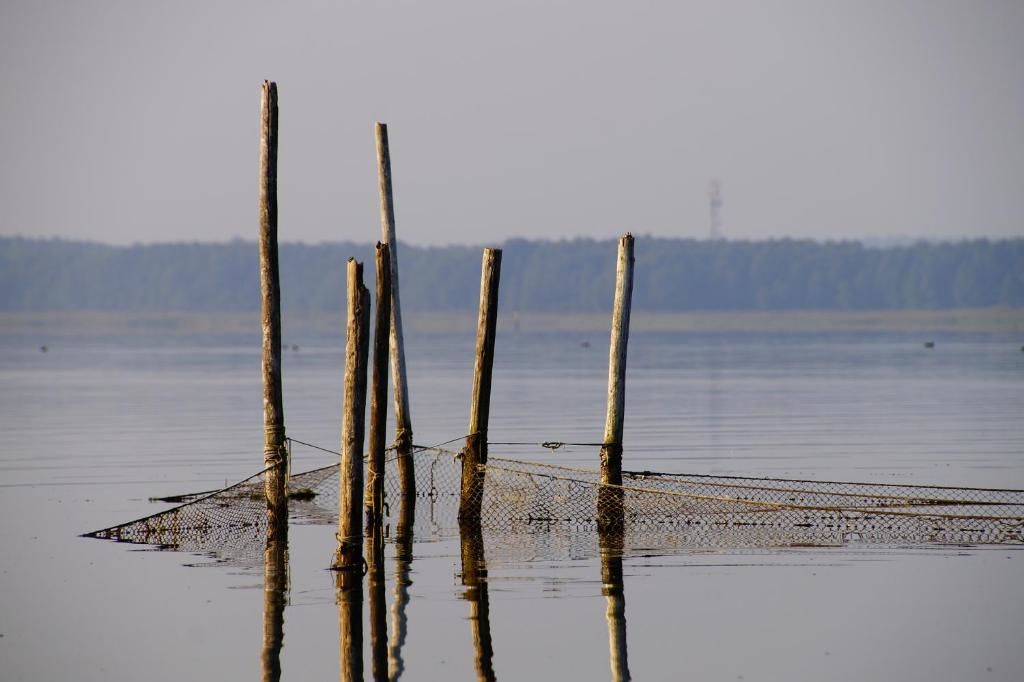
[2,308,1021,340]
[4,237,1022,314]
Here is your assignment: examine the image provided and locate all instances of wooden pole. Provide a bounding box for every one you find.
[334,259,370,571]
[258,80,287,530]
[375,122,415,498]
[459,248,502,522]
[599,233,634,530]
[365,242,391,529]
[601,233,634,482]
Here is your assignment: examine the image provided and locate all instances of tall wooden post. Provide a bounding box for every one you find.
[459,248,502,522]
[599,233,634,530]
[375,122,415,498]
[365,242,391,528]
[258,80,287,530]
[334,259,370,571]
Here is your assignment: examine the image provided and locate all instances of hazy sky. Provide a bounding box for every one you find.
[1,1,1022,246]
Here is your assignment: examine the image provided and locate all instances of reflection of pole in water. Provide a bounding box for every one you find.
[261,525,289,682]
[367,521,388,681]
[599,528,630,682]
[336,568,364,682]
[460,522,496,682]
[388,495,415,681]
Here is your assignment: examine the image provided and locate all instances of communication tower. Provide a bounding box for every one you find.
[709,180,723,240]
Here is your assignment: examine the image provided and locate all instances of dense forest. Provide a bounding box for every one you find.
[1,236,1021,313]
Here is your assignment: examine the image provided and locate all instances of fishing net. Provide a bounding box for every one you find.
[82,462,340,566]
[83,439,1024,564]
[467,457,1024,550]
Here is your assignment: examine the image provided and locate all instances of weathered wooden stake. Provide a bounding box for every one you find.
[363,244,395,672]
[365,242,391,528]
[459,248,502,522]
[598,233,634,530]
[375,122,415,498]
[334,259,370,571]
[258,80,287,530]
[601,233,634,482]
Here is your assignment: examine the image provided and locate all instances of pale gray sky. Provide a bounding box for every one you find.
[1,0,1022,246]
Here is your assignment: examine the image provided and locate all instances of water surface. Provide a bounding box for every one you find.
[1,329,1022,680]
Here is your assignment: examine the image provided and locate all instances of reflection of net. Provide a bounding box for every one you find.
[84,442,1024,563]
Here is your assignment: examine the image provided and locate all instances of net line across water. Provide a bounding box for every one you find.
[83,437,1024,563]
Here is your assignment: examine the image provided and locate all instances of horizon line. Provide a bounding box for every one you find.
[3,232,1020,249]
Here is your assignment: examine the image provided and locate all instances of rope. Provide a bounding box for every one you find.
[419,445,462,458]
[145,432,1024,516]
[287,437,409,465]
[282,432,1024,506]
[333,532,370,574]
[287,437,339,458]
[83,463,276,538]
[392,428,413,452]
[363,468,388,518]
[492,456,1024,502]
[411,434,472,451]
[622,472,1022,509]
[489,441,605,450]
[286,434,469,461]
[632,468,1024,495]
[480,461,1024,523]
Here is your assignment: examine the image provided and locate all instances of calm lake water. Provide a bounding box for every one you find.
[1,328,1023,681]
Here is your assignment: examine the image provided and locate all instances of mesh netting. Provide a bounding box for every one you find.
[83,463,340,566]
[83,439,1024,564]
[468,457,1024,549]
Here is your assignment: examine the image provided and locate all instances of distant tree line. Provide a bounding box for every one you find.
[1,236,1021,313]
